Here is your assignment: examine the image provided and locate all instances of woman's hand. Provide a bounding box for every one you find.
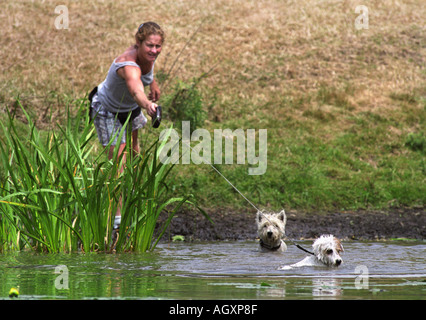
[144,101,158,118]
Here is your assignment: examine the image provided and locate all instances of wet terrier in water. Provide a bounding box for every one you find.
[279,234,344,269]
[256,210,287,253]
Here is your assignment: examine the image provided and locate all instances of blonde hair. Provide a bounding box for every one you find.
[135,22,165,44]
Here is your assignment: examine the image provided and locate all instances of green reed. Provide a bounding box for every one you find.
[0,98,205,253]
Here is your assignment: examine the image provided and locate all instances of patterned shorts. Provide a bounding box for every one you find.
[91,93,147,146]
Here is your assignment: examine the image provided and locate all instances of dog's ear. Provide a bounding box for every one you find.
[334,237,344,252]
[276,210,287,224]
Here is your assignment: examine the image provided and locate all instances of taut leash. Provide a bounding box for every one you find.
[165,138,315,255]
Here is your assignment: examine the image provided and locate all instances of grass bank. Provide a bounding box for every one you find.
[0,0,424,213]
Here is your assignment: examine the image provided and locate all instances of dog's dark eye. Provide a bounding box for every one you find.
[326,249,333,255]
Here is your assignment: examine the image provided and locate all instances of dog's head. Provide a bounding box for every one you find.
[256,210,286,243]
[312,234,344,267]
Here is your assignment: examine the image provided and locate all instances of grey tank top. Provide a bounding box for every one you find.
[97,59,154,113]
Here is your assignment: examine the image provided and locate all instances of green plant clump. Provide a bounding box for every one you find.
[161,79,207,133]
[0,98,207,253]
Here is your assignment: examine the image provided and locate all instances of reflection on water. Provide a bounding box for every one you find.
[0,241,425,299]
[312,278,343,298]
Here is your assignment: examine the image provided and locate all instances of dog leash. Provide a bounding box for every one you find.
[195,146,315,255]
[286,237,314,255]
[209,165,315,255]
[165,138,315,255]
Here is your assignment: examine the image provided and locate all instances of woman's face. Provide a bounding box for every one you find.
[137,34,163,63]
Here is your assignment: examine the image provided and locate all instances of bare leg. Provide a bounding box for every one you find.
[107,143,126,223]
[108,129,140,222]
[131,129,140,156]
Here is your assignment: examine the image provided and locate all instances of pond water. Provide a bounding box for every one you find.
[0,240,425,300]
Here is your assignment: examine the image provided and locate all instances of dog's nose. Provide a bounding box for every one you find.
[267,231,273,237]
[335,259,342,266]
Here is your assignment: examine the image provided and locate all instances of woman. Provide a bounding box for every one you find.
[90,22,165,229]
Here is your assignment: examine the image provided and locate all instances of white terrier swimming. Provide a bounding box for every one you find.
[280,234,343,269]
[256,210,287,253]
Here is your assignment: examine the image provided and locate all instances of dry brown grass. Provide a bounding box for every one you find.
[0,0,424,128]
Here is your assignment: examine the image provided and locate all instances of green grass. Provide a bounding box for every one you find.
[166,85,425,212]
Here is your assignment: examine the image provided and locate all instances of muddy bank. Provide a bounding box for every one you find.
[157,207,425,241]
